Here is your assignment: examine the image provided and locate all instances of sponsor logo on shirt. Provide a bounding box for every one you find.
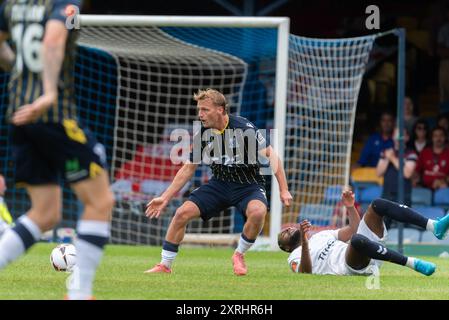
[317,239,336,261]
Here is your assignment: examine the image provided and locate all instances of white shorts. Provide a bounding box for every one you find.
[345,218,388,276]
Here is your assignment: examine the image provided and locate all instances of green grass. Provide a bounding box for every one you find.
[0,243,449,300]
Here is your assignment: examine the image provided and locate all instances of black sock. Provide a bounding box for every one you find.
[371,198,428,229]
[350,234,407,266]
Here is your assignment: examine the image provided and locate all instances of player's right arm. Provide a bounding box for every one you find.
[337,189,361,242]
[0,36,14,72]
[0,2,14,72]
[298,220,312,273]
[145,163,198,218]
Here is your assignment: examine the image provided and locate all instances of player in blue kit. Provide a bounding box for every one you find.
[0,0,114,299]
[145,88,293,275]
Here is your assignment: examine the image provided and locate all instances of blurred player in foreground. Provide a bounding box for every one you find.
[145,88,292,275]
[0,0,114,299]
[278,189,449,276]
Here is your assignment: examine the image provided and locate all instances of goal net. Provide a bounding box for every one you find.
[282,35,377,230]
[0,15,394,249]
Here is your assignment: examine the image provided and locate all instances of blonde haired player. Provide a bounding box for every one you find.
[145,88,292,275]
[278,189,449,276]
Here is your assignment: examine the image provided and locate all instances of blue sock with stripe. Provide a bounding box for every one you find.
[68,220,109,300]
[0,215,41,269]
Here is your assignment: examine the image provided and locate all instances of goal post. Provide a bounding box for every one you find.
[269,17,289,251]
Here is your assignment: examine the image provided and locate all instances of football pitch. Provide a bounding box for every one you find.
[0,243,448,300]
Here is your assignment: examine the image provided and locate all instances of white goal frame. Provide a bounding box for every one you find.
[79,15,290,250]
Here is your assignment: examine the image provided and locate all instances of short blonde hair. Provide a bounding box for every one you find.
[193,88,228,114]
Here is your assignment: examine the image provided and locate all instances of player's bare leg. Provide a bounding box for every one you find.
[69,171,115,300]
[26,185,62,231]
[0,185,61,269]
[145,201,200,273]
[165,201,201,244]
[346,199,438,276]
[233,200,267,276]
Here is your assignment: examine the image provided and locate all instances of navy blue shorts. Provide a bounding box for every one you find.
[11,120,107,186]
[188,178,268,221]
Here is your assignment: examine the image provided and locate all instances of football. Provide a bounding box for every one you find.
[50,244,77,272]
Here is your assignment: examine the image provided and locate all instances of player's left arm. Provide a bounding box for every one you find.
[259,145,292,206]
[12,0,82,125]
[337,188,361,243]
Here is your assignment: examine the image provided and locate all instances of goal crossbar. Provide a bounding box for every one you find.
[79,15,289,28]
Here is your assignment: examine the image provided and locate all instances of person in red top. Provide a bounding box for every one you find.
[415,126,449,190]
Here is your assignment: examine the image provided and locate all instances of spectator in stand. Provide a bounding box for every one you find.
[404,96,418,135]
[377,127,417,229]
[437,5,449,103]
[415,126,449,190]
[376,127,417,207]
[356,111,395,167]
[409,118,431,155]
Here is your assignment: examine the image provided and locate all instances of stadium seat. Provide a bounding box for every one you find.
[411,187,433,206]
[351,167,383,185]
[352,182,377,202]
[386,228,421,244]
[360,202,370,215]
[440,101,449,114]
[434,188,449,208]
[359,185,382,204]
[298,204,334,226]
[413,206,445,220]
[324,185,343,202]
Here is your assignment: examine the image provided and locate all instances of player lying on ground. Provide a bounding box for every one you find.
[145,88,292,275]
[278,190,449,276]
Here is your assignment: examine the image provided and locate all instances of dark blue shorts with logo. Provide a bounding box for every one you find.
[188,178,269,221]
[11,120,107,186]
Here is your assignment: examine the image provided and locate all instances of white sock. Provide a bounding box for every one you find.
[426,219,436,233]
[67,220,110,300]
[405,257,416,269]
[0,215,41,269]
[161,249,177,268]
[236,234,255,254]
[0,229,25,269]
